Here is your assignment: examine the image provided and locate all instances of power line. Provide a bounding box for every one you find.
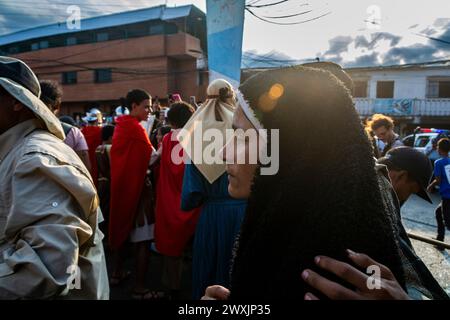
[39,68,204,86]
[414,32,450,46]
[243,52,304,63]
[246,0,289,8]
[22,56,204,77]
[246,7,331,25]
[261,10,313,19]
[243,0,331,25]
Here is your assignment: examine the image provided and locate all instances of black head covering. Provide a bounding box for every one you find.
[230,66,405,299]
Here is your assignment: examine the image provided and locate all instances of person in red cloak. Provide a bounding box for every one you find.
[155,101,200,299]
[109,89,162,299]
[81,109,102,184]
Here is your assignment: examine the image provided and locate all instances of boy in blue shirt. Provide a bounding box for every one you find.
[427,138,450,245]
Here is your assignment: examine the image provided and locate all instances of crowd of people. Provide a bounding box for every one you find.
[0,56,449,300]
[364,113,450,246]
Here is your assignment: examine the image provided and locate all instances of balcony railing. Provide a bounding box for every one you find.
[354,98,450,117]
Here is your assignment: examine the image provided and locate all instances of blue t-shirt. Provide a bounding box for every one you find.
[434,156,450,199]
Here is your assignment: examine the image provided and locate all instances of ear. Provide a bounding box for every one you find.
[12,99,26,112]
[397,170,409,181]
[388,170,402,184]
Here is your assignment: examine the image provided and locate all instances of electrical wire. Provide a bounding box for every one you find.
[245,6,331,26]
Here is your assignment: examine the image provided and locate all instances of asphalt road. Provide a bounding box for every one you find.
[402,192,450,295]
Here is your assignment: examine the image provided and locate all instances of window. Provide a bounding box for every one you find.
[165,23,178,35]
[76,31,95,45]
[62,71,77,85]
[39,41,49,49]
[414,136,431,148]
[428,80,439,98]
[8,46,19,54]
[95,69,112,83]
[427,78,450,98]
[31,41,48,50]
[96,32,109,42]
[376,81,394,98]
[149,23,164,35]
[197,71,205,86]
[66,37,77,46]
[107,28,125,41]
[353,80,368,98]
[127,23,148,38]
[440,81,450,98]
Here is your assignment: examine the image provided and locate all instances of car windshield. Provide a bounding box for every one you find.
[415,136,431,148]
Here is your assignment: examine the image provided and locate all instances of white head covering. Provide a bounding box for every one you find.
[114,106,130,117]
[83,108,103,123]
[178,79,235,184]
[0,56,65,140]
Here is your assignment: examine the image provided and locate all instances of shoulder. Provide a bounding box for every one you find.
[162,131,174,145]
[375,164,393,193]
[22,130,91,176]
[70,126,85,138]
[434,158,443,166]
[71,127,89,150]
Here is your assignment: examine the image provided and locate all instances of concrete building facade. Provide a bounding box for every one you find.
[347,60,450,134]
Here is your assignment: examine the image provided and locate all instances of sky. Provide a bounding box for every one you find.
[0,0,449,67]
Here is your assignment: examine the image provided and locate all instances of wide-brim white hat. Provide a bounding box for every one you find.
[0,56,65,140]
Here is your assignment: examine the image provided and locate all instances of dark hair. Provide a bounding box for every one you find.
[123,89,151,109]
[438,138,450,153]
[158,125,171,137]
[39,80,63,112]
[218,86,233,103]
[167,101,195,128]
[230,66,405,299]
[101,124,115,142]
[59,115,76,126]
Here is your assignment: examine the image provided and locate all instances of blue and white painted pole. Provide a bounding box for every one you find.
[206,0,245,88]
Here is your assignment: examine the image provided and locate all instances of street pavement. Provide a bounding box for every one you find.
[402,192,450,295]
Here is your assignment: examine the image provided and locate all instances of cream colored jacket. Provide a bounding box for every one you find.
[0,119,109,299]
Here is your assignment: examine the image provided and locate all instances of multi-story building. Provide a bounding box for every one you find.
[242,60,450,135]
[347,60,450,134]
[0,4,208,118]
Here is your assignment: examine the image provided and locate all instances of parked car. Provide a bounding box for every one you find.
[402,128,450,163]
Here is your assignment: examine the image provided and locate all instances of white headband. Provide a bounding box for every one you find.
[235,89,264,130]
[235,89,268,145]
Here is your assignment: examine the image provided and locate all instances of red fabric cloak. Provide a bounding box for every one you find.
[109,115,152,249]
[81,125,102,185]
[155,131,200,257]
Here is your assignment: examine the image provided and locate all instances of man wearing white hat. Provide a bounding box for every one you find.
[0,56,109,299]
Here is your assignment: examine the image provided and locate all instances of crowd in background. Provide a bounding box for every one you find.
[1,56,449,300]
